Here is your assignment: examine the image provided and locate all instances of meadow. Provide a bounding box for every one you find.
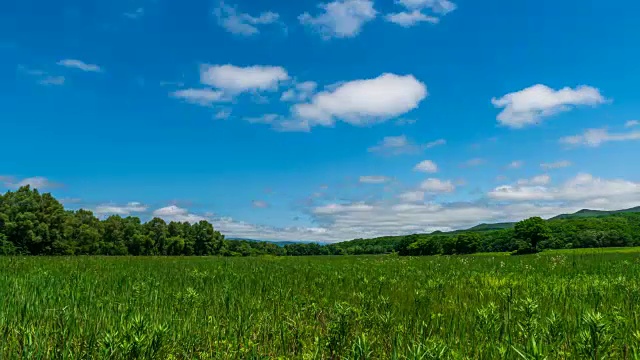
[2,250,640,359]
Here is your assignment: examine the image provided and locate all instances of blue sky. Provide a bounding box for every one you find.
[2,0,640,242]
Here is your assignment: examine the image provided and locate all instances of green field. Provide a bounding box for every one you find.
[2,251,640,359]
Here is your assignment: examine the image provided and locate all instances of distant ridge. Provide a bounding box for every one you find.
[464,206,640,232]
[227,238,310,247]
[549,206,640,220]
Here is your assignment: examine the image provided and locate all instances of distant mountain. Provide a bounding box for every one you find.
[466,222,516,231]
[464,207,640,232]
[549,206,640,220]
[227,238,309,247]
[335,205,640,246]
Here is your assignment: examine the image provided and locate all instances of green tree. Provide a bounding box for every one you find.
[514,217,551,252]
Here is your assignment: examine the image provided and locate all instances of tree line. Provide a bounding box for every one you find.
[1,186,640,256]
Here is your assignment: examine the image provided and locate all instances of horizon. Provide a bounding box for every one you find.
[2,0,640,243]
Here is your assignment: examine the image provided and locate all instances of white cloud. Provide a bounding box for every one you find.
[368,135,419,155]
[57,59,102,72]
[153,205,206,223]
[359,176,391,184]
[124,8,144,19]
[541,160,572,170]
[425,139,446,148]
[360,175,391,184]
[1,176,58,190]
[292,73,427,128]
[200,64,289,94]
[171,88,225,106]
[281,81,318,102]
[516,174,550,186]
[1,176,59,190]
[386,0,456,28]
[414,160,438,173]
[560,128,640,147]
[489,173,640,205]
[299,0,377,39]
[420,178,455,193]
[95,202,147,216]
[104,170,640,242]
[39,76,65,86]
[252,200,269,208]
[246,114,280,124]
[368,136,444,155]
[398,191,425,203]
[492,84,606,128]
[214,108,232,120]
[214,2,280,36]
[397,0,457,14]
[385,10,438,27]
[507,160,524,169]
[625,120,639,128]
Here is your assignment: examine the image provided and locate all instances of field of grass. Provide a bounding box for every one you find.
[2,251,640,359]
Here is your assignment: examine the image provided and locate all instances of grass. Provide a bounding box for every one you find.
[2,250,640,359]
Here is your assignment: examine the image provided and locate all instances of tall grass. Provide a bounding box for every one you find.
[1,252,640,359]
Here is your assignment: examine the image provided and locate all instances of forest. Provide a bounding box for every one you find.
[1,186,640,256]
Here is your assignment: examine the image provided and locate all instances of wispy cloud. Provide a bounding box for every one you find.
[299,0,377,39]
[214,2,280,36]
[124,7,144,19]
[57,59,103,72]
[540,161,571,170]
[560,128,640,147]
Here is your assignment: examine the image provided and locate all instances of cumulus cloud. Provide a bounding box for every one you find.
[152,205,206,223]
[420,178,455,193]
[489,173,640,205]
[541,160,572,170]
[299,0,377,39]
[57,59,103,72]
[385,10,438,27]
[414,160,438,173]
[95,202,147,216]
[101,170,640,243]
[200,64,289,94]
[214,2,280,36]
[492,84,606,128]
[359,176,392,184]
[291,73,427,129]
[560,128,640,147]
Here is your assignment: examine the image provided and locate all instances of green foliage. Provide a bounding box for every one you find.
[514,217,551,252]
[1,253,640,358]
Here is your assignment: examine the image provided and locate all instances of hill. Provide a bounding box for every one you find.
[334,205,640,249]
[550,206,640,220]
[227,238,310,247]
